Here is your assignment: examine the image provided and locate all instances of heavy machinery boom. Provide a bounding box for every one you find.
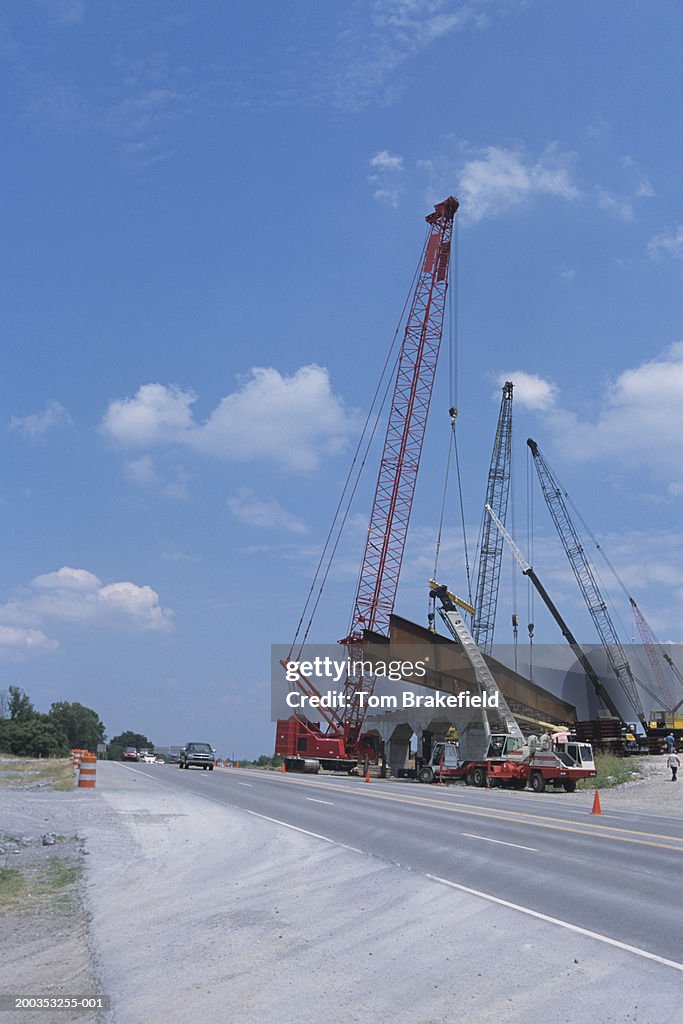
[472,382,513,653]
[527,438,646,726]
[339,196,459,746]
[430,579,523,741]
[276,197,459,766]
[485,504,623,720]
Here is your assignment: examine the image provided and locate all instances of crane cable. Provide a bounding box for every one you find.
[557,481,657,692]
[288,232,427,662]
[510,427,519,669]
[432,422,454,581]
[433,217,472,605]
[526,445,535,679]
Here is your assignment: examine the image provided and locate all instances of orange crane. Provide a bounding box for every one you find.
[275,197,459,771]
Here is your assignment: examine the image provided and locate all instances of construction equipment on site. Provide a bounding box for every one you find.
[630,598,683,735]
[422,580,596,791]
[275,197,459,772]
[429,579,523,742]
[472,381,514,654]
[414,734,596,791]
[484,503,623,721]
[527,438,649,728]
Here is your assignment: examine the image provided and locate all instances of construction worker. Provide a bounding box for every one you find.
[667,751,680,782]
[666,732,676,754]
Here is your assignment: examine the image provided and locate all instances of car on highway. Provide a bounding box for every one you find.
[142,753,157,764]
[122,747,139,762]
[179,742,215,770]
[168,754,180,764]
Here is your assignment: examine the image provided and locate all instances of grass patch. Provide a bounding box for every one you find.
[0,858,82,913]
[0,867,27,908]
[0,758,74,791]
[578,752,644,789]
[44,858,80,891]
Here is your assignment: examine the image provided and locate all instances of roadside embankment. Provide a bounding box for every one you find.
[2,759,682,1023]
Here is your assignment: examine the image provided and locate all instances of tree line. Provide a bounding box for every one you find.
[0,685,153,760]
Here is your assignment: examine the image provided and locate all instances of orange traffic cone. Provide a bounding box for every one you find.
[365,767,371,784]
[235,760,240,769]
[280,761,286,773]
[591,789,602,815]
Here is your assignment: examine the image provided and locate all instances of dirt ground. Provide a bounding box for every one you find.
[569,755,682,815]
[0,762,105,1024]
[0,756,680,1024]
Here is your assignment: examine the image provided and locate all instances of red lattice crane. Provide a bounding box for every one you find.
[275,196,459,769]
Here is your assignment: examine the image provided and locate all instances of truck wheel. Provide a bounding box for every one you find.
[471,766,486,788]
[530,772,545,793]
[563,779,576,793]
[418,766,435,784]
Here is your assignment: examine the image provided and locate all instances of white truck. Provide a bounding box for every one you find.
[419,581,597,792]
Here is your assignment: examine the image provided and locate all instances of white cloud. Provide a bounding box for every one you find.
[102,384,195,446]
[596,186,635,222]
[559,343,683,483]
[331,1,487,111]
[370,149,403,171]
[0,566,173,636]
[647,225,683,261]
[504,343,683,491]
[10,400,72,440]
[372,186,403,207]
[101,365,357,473]
[123,455,189,500]
[0,625,58,656]
[458,144,579,222]
[124,455,161,487]
[596,173,653,222]
[369,149,404,205]
[227,488,307,535]
[496,372,558,412]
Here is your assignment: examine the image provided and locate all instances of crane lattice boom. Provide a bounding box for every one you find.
[341,196,459,743]
[527,438,646,725]
[472,381,513,654]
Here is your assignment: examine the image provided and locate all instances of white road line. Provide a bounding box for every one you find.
[460,832,537,852]
[114,763,683,973]
[425,873,683,974]
[238,782,252,787]
[305,797,335,805]
[245,810,362,854]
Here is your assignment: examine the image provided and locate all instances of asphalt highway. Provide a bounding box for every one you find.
[122,763,683,970]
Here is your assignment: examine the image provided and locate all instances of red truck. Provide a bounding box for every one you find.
[416,734,596,793]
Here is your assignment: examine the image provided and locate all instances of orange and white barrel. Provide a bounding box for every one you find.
[78,752,97,789]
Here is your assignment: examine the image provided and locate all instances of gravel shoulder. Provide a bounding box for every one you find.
[0,780,104,1024]
[568,756,682,815]
[2,760,682,1023]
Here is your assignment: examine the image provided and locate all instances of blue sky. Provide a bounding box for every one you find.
[1,1,682,755]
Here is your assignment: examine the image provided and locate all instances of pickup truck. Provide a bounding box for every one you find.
[179,742,215,770]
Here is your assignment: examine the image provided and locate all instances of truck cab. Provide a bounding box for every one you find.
[485,733,525,760]
[554,739,595,772]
